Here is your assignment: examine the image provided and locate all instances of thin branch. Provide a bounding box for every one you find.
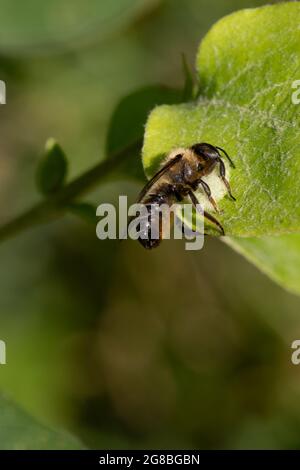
[0,139,142,244]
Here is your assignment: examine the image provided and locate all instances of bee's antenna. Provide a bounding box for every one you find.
[215,146,235,168]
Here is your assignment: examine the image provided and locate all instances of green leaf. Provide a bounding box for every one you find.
[36,138,68,195]
[106,85,182,180]
[0,393,84,450]
[144,2,300,237]
[67,202,98,225]
[142,2,300,294]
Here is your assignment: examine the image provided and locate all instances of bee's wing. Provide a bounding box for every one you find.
[125,153,183,240]
[137,153,183,202]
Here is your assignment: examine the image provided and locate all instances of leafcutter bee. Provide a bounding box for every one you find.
[130,143,236,249]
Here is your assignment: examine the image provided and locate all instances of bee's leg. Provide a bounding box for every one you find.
[198,180,220,213]
[164,183,183,202]
[218,158,236,201]
[215,146,235,168]
[190,179,220,212]
[173,190,184,202]
[188,190,225,236]
[175,215,209,237]
[181,222,209,237]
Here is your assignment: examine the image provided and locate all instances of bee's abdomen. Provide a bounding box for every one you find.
[138,189,175,249]
[142,182,175,206]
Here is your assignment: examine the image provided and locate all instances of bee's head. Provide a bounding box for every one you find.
[190,143,219,161]
[190,143,235,171]
[190,142,220,174]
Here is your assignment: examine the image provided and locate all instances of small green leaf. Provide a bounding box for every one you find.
[67,202,97,225]
[0,393,84,450]
[106,85,182,180]
[142,3,300,294]
[36,138,68,195]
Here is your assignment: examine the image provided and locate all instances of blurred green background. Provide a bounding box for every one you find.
[0,0,300,450]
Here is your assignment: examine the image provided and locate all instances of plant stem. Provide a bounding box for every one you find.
[0,139,142,244]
